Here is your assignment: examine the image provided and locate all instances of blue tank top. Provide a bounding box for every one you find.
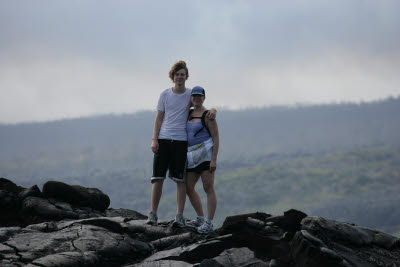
[186,121,211,146]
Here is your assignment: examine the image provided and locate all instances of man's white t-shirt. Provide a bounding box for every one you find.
[157,88,192,141]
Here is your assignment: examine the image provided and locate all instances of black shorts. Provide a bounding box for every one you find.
[186,161,210,174]
[151,139,188,183]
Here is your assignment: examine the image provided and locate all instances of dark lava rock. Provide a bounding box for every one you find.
[218,212,272,235]
[18,185,42,200]
[290,230,350,267]
[43,180,110,211]
[0,178,24,193]
[22,196,80,221]
[1,178,400,267]
[0,178,111,227]
[106,208,148,220]
[265,209,307,233]
[199,247,269,267]
[302,216,399,249]
[130,260,192,267]
[0,178,25,227]
[290,216,400,267]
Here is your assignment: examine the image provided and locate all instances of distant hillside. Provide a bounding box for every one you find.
[1,97,400,159]
[0,97,399,234]
[213,146,400,235]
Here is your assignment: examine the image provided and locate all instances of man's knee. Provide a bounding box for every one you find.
[153,179,164,189]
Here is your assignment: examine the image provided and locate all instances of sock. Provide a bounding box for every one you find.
[206,219,212,224]
[197,216,205,220]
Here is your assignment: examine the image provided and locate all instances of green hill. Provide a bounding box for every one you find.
[210,146,400,234]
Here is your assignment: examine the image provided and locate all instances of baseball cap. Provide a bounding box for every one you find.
[191,86,205,96]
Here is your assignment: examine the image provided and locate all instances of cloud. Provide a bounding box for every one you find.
[197,49,400,108]
[0,56,169,123]
[0,0,399,123]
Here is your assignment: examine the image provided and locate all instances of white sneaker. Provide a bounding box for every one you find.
[197,221,214,234]
[186,217,205,229]
[146,211,158,226]
[173,213,186,228]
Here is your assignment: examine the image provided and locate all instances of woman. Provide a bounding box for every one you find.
[185,86,219,234]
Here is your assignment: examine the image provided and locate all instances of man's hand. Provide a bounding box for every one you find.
[206,108,217,120]
[209,160,217,173]
[151,139,159,153]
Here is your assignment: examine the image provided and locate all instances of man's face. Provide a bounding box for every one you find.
[173,69,187,85]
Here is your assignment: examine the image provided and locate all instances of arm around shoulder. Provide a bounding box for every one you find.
[206,108,217,120]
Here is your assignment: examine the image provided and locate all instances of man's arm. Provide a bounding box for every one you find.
[206,108,217,120]
[151,110,165,153]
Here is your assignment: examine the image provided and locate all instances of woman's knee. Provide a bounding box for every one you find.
[203,183,214,194]
[186,183,196,194]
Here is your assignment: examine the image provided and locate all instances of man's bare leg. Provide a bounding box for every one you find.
[176,181,186,214]
[151,179,164,213]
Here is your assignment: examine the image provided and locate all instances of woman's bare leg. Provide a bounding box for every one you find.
[186,172,204,217]
[201,171,217,220]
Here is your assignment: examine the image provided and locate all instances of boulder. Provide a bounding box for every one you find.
[290,230,350,267]
[289,216,400,267]
[43,181,110,211]
[0,178,24,193]
[265,209,307,233]
[218,212,271,235]
[0,190,21,227]
[18,185,42,200]
[21,196,79,221]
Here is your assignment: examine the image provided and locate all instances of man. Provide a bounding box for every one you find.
[146,61,216,227]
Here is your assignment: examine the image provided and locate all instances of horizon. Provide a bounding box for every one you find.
[1,95,398,126]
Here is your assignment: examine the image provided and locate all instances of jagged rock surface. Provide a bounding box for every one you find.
[1,178,399,267]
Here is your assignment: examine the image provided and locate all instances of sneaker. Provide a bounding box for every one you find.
[197,221,214,234]
[186,217,205,229]
[146,211,158,226]
[172,213,186,228]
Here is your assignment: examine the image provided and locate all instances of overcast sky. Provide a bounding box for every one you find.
[1,0,399,124]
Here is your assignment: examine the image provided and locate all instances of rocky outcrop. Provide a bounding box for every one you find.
[0,178,111,227]
[1,177,399,267]
[42,181,110,211]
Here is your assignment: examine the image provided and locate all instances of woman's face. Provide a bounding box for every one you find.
[191,94,205,106]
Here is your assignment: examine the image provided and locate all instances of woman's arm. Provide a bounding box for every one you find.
[206,117,219,172]
[151,110,165,153]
